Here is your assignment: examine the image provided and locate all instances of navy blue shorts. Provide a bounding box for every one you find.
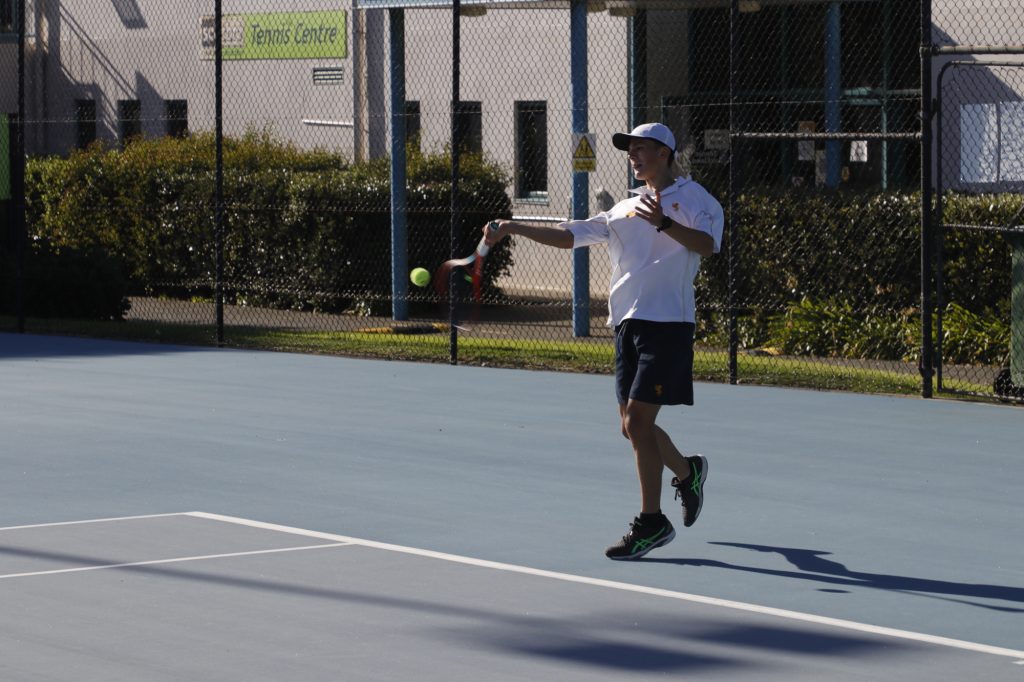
[615,319,695,406]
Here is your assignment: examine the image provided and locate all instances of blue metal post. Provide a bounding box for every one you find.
[571,0,590,337]
[824,2,842,188]
[390,9,408,320]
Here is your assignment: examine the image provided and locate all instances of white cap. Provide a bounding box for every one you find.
[612,122,676,153]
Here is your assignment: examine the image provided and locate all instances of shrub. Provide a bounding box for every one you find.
[768,297,914,360]
[26,132,512,314]
[0,238,129,320]
[696,189,1015,361]
[761,297,1008,365]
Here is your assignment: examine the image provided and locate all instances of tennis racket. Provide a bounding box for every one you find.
[432,220,499,303]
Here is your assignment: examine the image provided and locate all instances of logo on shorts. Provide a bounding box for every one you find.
[654,384,663,397]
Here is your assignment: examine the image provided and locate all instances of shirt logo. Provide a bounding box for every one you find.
[654,384,663,397]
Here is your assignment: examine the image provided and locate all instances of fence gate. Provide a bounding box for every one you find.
[935,61,1024,402]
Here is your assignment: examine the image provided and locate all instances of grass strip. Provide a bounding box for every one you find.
[4,315,986,397]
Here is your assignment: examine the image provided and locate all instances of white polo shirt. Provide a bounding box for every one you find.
[561,176,723,327]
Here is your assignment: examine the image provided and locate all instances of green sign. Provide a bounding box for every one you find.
[201,10,347,61]
[0,114,9,201]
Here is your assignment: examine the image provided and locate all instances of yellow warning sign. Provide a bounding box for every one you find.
[572,132,596,172]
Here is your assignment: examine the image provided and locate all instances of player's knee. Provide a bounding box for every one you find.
[622,409,655,442]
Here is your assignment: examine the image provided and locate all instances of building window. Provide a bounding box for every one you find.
[117,99,142,145]
[1,0,15,35]
[75,99,97,149]
[166,100,188,138]
[404,100,421,152]
[454,101,482,155]
[515,101,547,199]
[960,101,1024,184]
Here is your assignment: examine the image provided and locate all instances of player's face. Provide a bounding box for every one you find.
[628,139,669,181]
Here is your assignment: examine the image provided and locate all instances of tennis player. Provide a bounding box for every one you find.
[483,122,723,560]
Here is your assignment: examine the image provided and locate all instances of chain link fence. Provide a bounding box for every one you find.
[934,59,1024,401]
[2,1,1022,401]
[928,2,1024,402]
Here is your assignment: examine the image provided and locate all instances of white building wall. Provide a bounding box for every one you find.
[25,0,357,156]
[401,7,635,221]
[932,0,1024,191]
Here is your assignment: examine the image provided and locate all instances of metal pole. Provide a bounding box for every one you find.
[728,0,738,384]
[390,8,408,321]
[824,2,842,188]
[215,0,225,346]
[881,0,891,191]
[570,0,589,337]
[919,0,934,398]
[934,62,946,392]
[15,0,25,333]
[628,10,646,134]
[449,0,460,364]
[628,8,646,191]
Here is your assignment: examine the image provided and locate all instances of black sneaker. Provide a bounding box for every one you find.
[672,455,708,527]
[605,515,675,560]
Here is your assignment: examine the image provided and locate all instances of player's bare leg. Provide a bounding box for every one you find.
[621,405,708,527]
[654,425,691,482]
[620,400,665,514]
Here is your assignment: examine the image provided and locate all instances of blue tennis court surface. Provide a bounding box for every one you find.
[1,333,1022,680]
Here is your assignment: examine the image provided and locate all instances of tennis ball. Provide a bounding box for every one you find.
[410,267,431,287]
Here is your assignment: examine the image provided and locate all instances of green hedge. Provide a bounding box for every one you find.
[26,132,512,314]
[0,239,130,320]
[696,189,1016,364]
[21,133,1017,365]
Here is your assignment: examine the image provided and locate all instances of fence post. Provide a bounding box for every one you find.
[1013,235,1024,387]
[214,0,225,346]
[824,2,842,188]
[449,0,461,365]
[15,0,26,333]
[571,0,590,337]
[728,0,739,385]
[628,9,645,194]
[919,0,934,398]
[390,8,408,321]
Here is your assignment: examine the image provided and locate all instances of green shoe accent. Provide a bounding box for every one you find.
[689,460,703,494]
[631,526,669,553]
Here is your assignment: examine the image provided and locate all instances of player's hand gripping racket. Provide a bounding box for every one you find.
[432,220,499,303]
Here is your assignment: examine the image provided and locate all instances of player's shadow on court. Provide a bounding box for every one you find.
[642,542,1024,613]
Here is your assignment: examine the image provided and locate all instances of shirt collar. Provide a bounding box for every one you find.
[627,176,691,196]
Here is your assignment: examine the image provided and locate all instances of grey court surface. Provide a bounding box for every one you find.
[1,332,1022,680]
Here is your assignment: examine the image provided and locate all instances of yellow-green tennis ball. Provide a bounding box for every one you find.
[410,267,431,287]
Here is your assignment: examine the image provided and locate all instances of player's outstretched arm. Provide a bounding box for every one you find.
[483,220,574,250]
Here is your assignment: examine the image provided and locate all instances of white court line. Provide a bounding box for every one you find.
[189,511,1024,663]
[0,512,189,532]
[0,543,351,580]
